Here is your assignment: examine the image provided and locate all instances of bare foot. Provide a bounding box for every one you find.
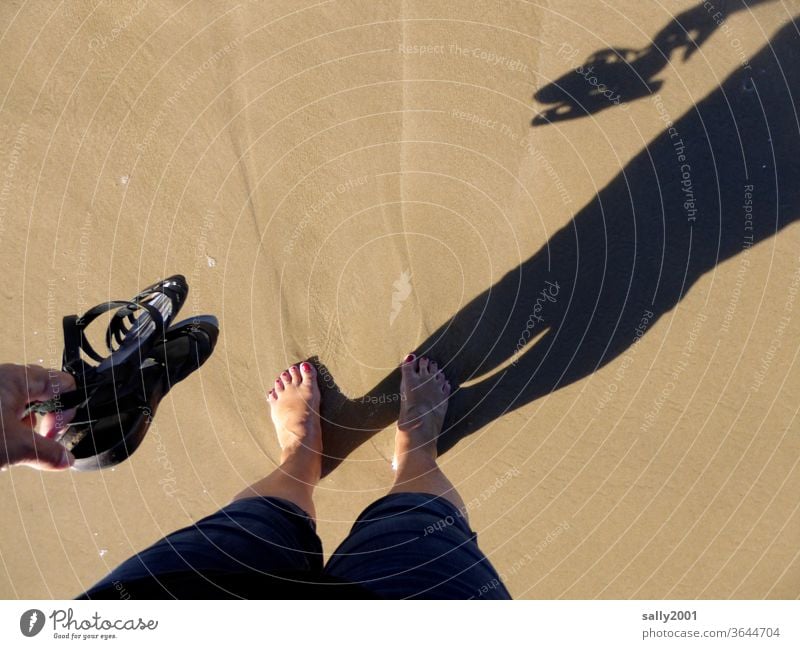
[394,354,451,470]
[267,362,322,475]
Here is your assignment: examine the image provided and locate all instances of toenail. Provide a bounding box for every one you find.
[301,362,312,372]
[404,354,415,363]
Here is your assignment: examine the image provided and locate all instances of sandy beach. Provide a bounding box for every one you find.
[1,0,798,598]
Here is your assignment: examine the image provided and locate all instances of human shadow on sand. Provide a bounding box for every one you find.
[315,17,800,475]
[532,0,775,126]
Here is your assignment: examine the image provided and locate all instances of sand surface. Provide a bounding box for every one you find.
[1,0,799,598]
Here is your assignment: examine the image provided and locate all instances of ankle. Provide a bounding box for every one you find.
[394,447,438,476]
[279,445,322,483]
[395,424,438,459]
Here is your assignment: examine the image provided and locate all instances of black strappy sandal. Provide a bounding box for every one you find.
[24,275,219,471]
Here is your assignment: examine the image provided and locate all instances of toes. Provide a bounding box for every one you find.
[418,357,430,374]
[267,388,277,401]
[429,360,438,374]
[300,362,316,383]
[288,365,301,384]
[434,370,444,382]
[281,370,292,385]
[400,353,416,378]
[275,376,285,391]
[442,381,451,394]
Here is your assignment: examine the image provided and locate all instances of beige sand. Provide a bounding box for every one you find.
[0,0,798,598]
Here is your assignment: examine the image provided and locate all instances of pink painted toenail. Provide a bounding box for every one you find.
[404,354,415,363]
[301,362,312,372]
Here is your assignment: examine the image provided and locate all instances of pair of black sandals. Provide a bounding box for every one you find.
[24,275,218,471]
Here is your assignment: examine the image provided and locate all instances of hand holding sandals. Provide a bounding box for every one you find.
[0,364,76,471]
[2,275,218,473]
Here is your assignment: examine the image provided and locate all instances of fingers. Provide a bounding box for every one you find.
[0,364,76,414]
[7,427,74,471]
[38,407,77,439]
[24,365,75,403]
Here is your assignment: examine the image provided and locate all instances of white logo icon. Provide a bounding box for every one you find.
[390,270,413,326]
[20,609,45,637]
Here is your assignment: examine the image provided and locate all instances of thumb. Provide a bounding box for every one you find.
[17,433,74,471]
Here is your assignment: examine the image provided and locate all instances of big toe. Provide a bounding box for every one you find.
[400,353,417,380]
[300,362,317,385]
[299,361,321,398]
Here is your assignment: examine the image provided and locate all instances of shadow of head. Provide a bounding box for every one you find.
[532,46,657,125]
[532,0,777,126]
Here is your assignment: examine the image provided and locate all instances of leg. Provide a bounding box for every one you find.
[233,362,322,520]
[390,354,466,517]
[80,363,325,599]
[324,354,511,599]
